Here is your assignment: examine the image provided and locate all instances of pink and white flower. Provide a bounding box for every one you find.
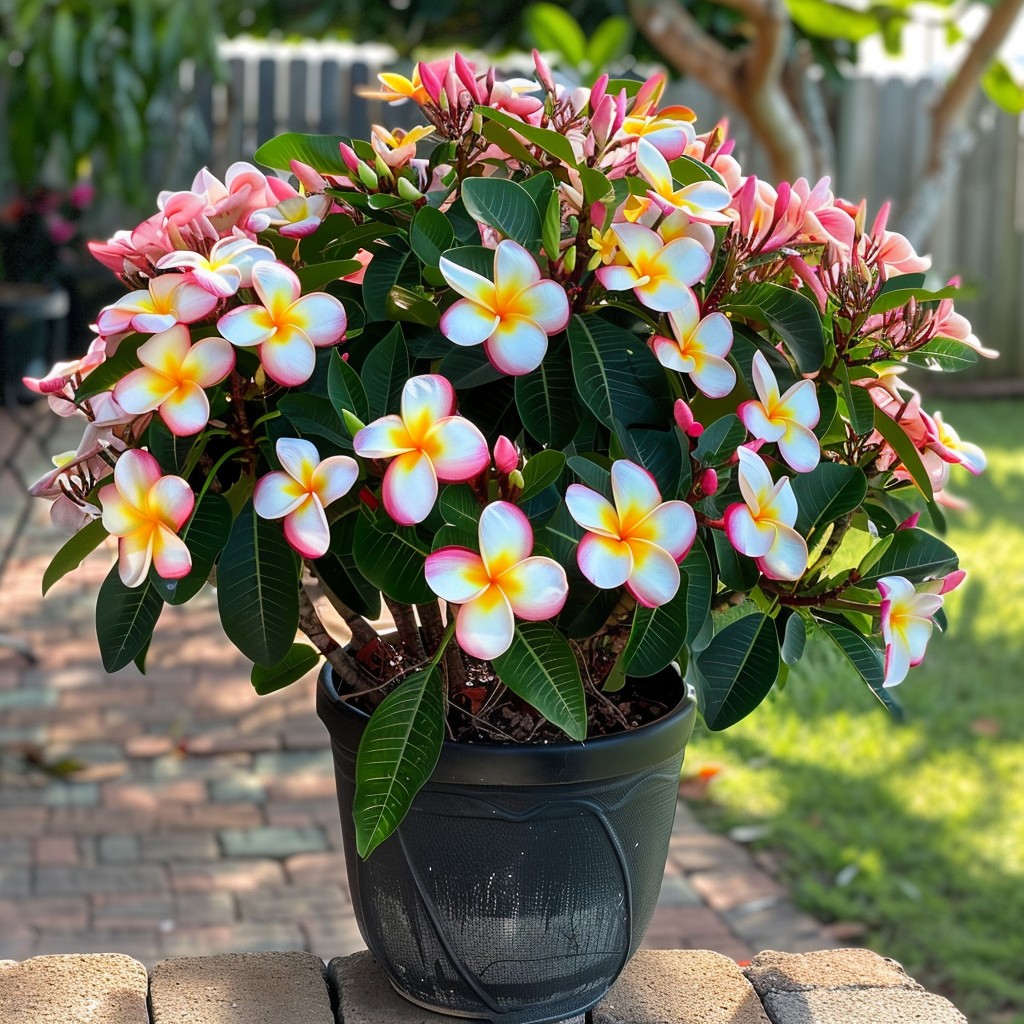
[438,240,570,376]
[596,223,711,312]
[635,139,732,224]
[113,325,235,436]
[96,274,218,337]
[254,438,358,558]
[425,501,568,660]
[156,237,276,298]
[738,351,820,473]
[878,572,965,687]
[353,374,490,526]
[248,192,332,238]
[216,262,347,386]
[566,460,696,607]
[724,447,808,581]
[928,411,986,476]
[99,450,195,588]
[650,289,736,398]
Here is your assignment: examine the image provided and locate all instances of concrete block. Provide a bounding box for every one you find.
[594,949,771,1024]
[745,948,921,996]
[150,951,333,1024]
[328,950,455,1024]
[0,953,148,1023]
[763,987,968,1023]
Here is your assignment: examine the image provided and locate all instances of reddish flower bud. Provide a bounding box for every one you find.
[700,468,718,495]
[673,399,704,438]
[494,436,519,474]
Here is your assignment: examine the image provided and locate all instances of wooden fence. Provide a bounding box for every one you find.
[175,38,1023,391]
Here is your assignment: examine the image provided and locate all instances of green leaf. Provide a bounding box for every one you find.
[278,393,349,449]
[295,260,362,292]
[541,501,585,566]
[693,613,781,731]
[567,454,612,496]
[585,15,634,72]
[460,177,543,249]
[523,3,588,67]
[869,283,960,315]
[155,491,232,605]
[477,107,578,167]
[312,513,382,619]
[518,449,566,502]
[361,324,409,419]
[43,519,107,596]
[73,334,145,401]
[712,529,759,592]
[354,664,445,858]
[492,623,587,740]
[791,462,868,536]
[681,540,713,646]
[96,566,164,673]
[624,579,688,677]
[982,58,1024,115]
[787,0,882,41]
[254,132,349,174]
[386,286,440,327]
[541,191,562,260]
[694,414,746,467]
[857,527,958,585]
[515,350,578,448]
[146,418,198,476]
[328,349,369,424]
[818,619,884,690]
[873,407,933,501]
[614,423,684,498]
[836,362,876,436]
[409,206,455,267]
[251,643,321,696]
[904,337,979,373]
[780,611,806,665]
[558,572,618,638]
[568,314,672,429]
[724,283,825,373]
[438,485,480,531]
[353,513,433,605]
[362,243,412,322]
[216,501,300,666]
[438,244,494,279]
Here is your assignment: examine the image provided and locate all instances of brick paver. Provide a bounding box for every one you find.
[0,405,838,965]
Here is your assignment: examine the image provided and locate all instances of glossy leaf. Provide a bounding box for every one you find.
[155,491,232,606]
[818,620,884,690]
[857,528,958,585]
[624,578,688,677]
[96,565,164,673]
[681,540,714,647]
[352,512,434,605]
[518,450,566,502]
[361,324,409,419]
[313,513,382,619]
[42,518,107,596]
[615,422,684,498]
[216,500,300,667]
[409,206,455,267]
[254,132,350,174]
[279,393,349,449]
[904,337,979,373]
[694,414,746,467]
[460,177,543,249]
[478,107,578,167]
[251,643,321,695]
[328,349,369,425]
[791,462,867,536]
[492,623,587,740]
[693,612,780,731]
[780,610,807,665]
[295,260,363,292]
[723,283,825,373]
[515,349,578,448]
[873,407,934,501]
[354,664,446,858]
[362,243,412,322]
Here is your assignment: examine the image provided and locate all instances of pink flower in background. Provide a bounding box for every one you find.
[425,501,568,660]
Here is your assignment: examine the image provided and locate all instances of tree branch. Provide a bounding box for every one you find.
[382,595,426,661]
[297,586,368,691]
[307,570,379,649]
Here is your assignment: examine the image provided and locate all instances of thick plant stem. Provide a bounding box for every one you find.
[417,601,445,653]
[600,591,638,664]
[383,595,426,661]
[308,570,378,649]
[297,587,367,691]
[438,602,469,688]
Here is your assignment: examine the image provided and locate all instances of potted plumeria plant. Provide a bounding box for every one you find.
[31,50,990,1023]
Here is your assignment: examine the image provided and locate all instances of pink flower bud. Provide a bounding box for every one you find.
[338,143,360,174]
[417,60,444,104]
[896,512,921,531]
[673,399,704,438]
[532,49,556,94]
[494,436,519,474]
[700,469,718,495]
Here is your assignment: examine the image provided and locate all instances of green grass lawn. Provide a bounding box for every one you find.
[685,398,1024,1024]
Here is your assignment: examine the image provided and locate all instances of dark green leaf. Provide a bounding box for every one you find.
[155,491,232,605]
[461,177,543,249]
[361,324,408,419]
[313,513,381,619]
[694,414,746,467]
[73,334,145,401]
[353,512,433,604]
[409,206,455,267]
[216,501,300,666]
[478,107,578,167]
[712,529,759,592]
[681,540,713,646]
[904,337,979,373]
[295,260,362,292]
[96,566,163,673]
[43,519,107,596]
[362,244,411,322]
[438,485,480,531]
[566,455,612,496]
[693,613,780,730]
[558,571,618,638]
[354,664,445,858]
[278,393,349,449]
[438,244,493,279]
[327,350,369,424]
[836,363,876,436]
[873,407,933,501]
[869,284,960,315]
[386,286,440,327]
[818,620,884,690]
[492,623,587,740]
[515,350,578,448]
[857,528,958,585]
[540,501,584,566]
[724,283,825,373]
[518,450,566,502]
[791,462,867,536]
[251,643,321,695]
[438,345,504,389]
[616,422,683,497]
[624,580,688,677]
[254,132,350,173]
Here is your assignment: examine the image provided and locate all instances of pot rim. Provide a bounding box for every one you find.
[317,661,697,787]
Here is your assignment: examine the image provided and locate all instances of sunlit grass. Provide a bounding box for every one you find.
[686,399,1024,1023]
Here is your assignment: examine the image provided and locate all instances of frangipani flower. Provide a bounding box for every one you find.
[249,192,332,238]
[96,274,218,337]
[438,240,570,376]
[635,139,732,224]
[566,460,696,608]
[353,374,489,526]
[156,237,276,298]
[878,572,965,687]
[99,450,194,588]
[618,107,696,159]
[724,447,808,581]
[738,351,820,473]
[217,261,347,386]
[650,289,736,398]
[425,501,568,660]
[596,223,710,312]
[113,325,235,436]
[929,411,986,476]
[254,438,358,558]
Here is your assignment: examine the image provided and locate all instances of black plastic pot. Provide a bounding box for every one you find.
[316,663,697,1024]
